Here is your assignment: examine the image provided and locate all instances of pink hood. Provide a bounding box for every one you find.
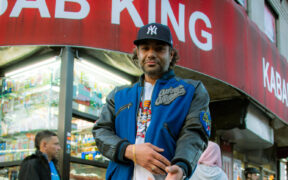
[198,141,222,168]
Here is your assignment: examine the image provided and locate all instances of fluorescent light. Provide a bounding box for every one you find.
[5,57,58,78]
[76,59,131,85]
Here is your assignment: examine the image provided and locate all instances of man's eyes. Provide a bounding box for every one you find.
[155,47,165,51]
[140,46,165,51]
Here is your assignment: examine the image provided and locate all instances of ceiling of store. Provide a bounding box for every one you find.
[0,46,43,67]
[0,46,242,101]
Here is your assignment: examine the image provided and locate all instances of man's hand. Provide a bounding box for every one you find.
[165,165,184,180]
[125,143,171,175]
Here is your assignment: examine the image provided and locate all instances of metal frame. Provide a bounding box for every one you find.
[70,157,108,168]
[57,46,74,179]
[0,160,21,168]
[72,109,98,123]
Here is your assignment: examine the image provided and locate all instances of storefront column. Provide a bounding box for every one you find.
[58,46,74,179]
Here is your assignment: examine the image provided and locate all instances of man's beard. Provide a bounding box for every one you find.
[140,64,165,78]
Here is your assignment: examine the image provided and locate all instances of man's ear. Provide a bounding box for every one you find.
[170,50,174,62]
[40,140,47,150]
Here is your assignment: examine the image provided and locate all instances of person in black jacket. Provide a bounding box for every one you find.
[18,130,61,180]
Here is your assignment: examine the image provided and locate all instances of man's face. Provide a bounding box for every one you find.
[137,40,173,78]
[44,136,61,160]
[248,173,260,180]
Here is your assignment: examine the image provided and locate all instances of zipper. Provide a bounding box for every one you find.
[115,102,132,117]
[163,123,177,141]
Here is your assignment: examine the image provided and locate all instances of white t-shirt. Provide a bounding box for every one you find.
[133,82,165,180]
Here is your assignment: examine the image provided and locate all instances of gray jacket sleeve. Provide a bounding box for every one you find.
[171,80,210,178]
[92,87,130,163]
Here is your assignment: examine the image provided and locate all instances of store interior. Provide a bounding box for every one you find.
[0,47,133,179]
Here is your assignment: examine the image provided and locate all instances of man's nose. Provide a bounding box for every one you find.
[147,49,156,59]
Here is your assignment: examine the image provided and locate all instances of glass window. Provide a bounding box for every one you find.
[279,160,287,180]
[70,163,106,180]
[0,166,19,180]
[0,57,61,162]
[73,59,131,117]
[264,4,277,43]
[71,117,109,163]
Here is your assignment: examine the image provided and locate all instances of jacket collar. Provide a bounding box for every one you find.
[139,70,175,86]
[35,150,58,164]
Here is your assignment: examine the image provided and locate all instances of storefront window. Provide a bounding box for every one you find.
[233,159,243,180]
[233,150,245,180]
[73,59,131,117]
[0,57,61,162]
[0,166,19,180]
[71,117,109,163]
[71,58,131,176]
[280,160,287,180]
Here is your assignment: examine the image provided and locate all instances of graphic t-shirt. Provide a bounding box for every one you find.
[49,161,60,180]
[133,82,165,180]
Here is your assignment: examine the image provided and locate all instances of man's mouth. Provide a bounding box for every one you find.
[145,60,157,65]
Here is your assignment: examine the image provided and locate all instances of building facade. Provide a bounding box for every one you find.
[0,0,287,179]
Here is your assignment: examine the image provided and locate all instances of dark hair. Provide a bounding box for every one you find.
[132,46,179,70]
[35,130,57,150]
[244,167,260,178]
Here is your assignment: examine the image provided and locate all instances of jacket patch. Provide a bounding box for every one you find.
[155,85,186,105]
[200,111,211,137]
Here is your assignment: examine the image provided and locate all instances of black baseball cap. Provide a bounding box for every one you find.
[134,23,173,47]
[245,167,260,174]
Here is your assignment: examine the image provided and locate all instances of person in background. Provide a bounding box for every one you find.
[244,167,260,180]
[19,130,61,180]
[93,22,211,180]
[190,141,228,180]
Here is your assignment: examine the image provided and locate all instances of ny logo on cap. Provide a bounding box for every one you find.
[147,25,157,35]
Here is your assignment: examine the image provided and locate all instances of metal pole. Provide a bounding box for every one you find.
[58,46,74,180]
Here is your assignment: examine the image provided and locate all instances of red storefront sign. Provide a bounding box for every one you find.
[0,0,287,123]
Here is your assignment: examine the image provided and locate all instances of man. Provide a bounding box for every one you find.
[19,130,61,180]
[244,167,260,180]
[92,23,211,180]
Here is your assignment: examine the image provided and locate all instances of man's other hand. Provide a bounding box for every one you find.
[125,143,171,175]
[165,165,184,180]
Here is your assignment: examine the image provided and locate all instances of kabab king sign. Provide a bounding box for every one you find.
[0,0,288,123]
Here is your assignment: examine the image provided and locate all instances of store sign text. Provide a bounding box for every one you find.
[0,0,90,19]
[0,0,212,51]
[263,57,288,107]
[111,0,212,51]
